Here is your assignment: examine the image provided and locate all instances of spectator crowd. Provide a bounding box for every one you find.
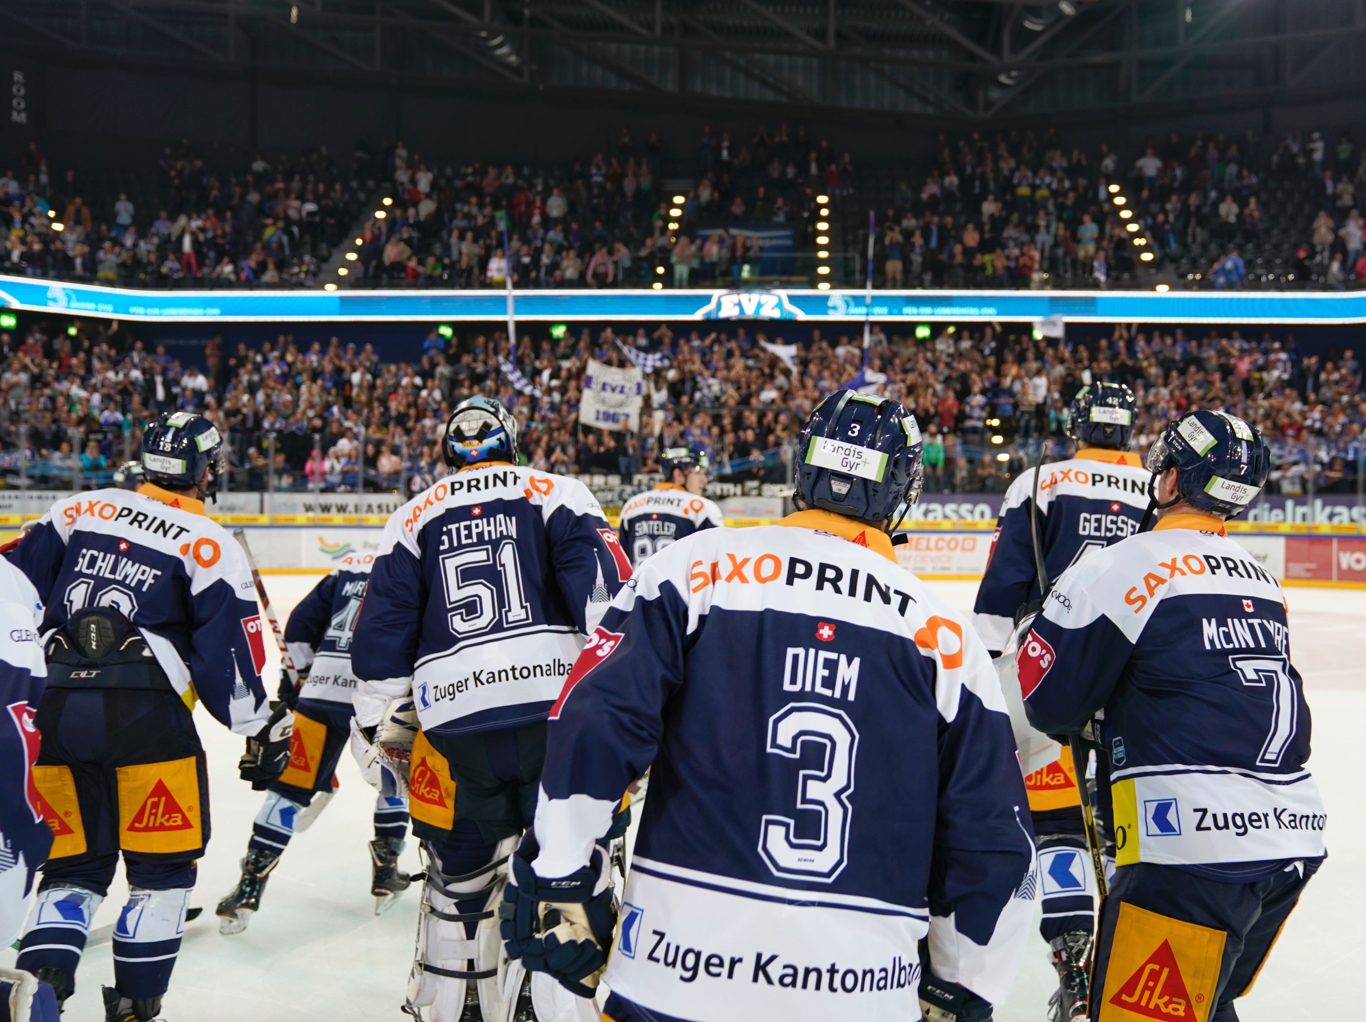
[2,312,1362,501]
[4,122,1366,291]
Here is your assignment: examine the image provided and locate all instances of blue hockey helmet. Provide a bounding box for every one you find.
[113,460,145,490]
[1146,409,1270,518]
[442,396,519,469]
[1066,381,1137,450]
[660,446,710,480]
[795,389,924,524]
[140,412,227,500]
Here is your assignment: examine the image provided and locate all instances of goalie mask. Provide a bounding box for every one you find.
[441,396,520,470]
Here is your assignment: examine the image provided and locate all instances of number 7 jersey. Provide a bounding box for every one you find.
[1019,515,1326,876]
[352,463,631,736]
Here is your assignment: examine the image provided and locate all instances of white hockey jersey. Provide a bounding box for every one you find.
[537,509,1037,1020]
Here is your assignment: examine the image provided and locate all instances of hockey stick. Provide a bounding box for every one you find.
[232,529,299,688]
[1025,446,1109,901]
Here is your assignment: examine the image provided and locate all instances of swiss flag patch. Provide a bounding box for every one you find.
[816,622,836,642]
[597,529,633,582]
[1016,630,1056,698]
[1110,502,1121,512]
[241,616,268,676]
[550,626,624,719]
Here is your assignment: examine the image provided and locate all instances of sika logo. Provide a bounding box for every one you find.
[1110,941,1196,1019]
[816,622,836,642]
[127,780,193,832]
[409,757,448,807]
[287,729,311,773]
[35,788,74,836]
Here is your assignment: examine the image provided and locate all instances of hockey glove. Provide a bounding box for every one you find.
[500,833,617,998]
[239,702,295,790]
[348,698,418,799]
[919,973,993,1022]
[276,667,303,710]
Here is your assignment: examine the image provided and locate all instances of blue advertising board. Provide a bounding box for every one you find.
[2,275,1366,324]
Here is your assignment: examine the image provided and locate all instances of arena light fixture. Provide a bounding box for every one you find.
[817,266,831,275]
[1140,251,1155,261]
[816,235,830,245]
[820,208,830,216]
[0,314,16,328]
[669,207,682,217]
[672,194,685,204]
[1119,209,1133,219]
[991,435,1004,444]
[996,452,1011,462]
[437,324,454,338]
[915,324,931,339]
[51,222,64,231]
[652,281,664,290]
[324,283,337,291]
[1133,237,1147,245]
[1126,222,1140,232]
[818,282,831,290]
[816,221,829,230]
[549,323,568,339]
[1156,283,1170,292]
[987,418,1000,427]
[345,251,358,261]
[338,267,349,276]
[66,325,77,336]
[668,222,679,230]
[1108,183,1120,194]
[355,237,363,245]
[655,265,665,274]
[817,250,830,258]
[46,209,54,218]
[382,197,393,206]
[816,194,829,204]
[1112,196,1126,206]
[375,210,386,219]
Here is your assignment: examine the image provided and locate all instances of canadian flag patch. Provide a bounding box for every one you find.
[241,616,268,675]
[1243,599,1255,613]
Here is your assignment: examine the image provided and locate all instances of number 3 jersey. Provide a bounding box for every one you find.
[352,462,631,736]
[535,509,1037,1020]
[972,448,1151,655]
[283,552,376,709]
[618,483,724,566]
[1020,515,1326,878]
[2,484,272,736]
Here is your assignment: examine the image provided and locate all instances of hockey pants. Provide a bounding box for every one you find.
[18,688,205,1002]
[1090,859,1319,1022]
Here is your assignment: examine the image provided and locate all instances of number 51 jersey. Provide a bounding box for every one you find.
[536,510,1037,1020]
[352,463,631,736]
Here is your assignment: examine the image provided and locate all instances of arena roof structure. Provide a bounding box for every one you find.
[4,0,1366,125]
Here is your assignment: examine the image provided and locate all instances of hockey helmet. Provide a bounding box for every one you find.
[660,446,710,480]
[140,412,227,500]
[113,460,145,490]
[441,396,519,469]
[795,390,924,523]
[1146,409,1269,518]
[1066,381,1137,450]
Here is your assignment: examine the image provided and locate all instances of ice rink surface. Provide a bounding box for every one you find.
[4,575,1361,1021]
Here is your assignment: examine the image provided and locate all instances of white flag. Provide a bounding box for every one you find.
[1033,314,1066,339]
[579,358,645,432]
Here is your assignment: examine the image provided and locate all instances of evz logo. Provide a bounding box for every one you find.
[618,903,644,958]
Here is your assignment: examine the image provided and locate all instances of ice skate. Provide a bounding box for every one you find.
[1047,931,1092,1022]
[215,848,280,935]
[371,836,412,915]
[103,985,164,1022]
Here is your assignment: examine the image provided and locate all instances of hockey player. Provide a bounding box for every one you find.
[351,395,631,1022]
[503,390,1038,1022]
[1020,409,1325,1022]
[0,554,61,1022]
[4,412,292,1022]
[971,381,1149,1021]
[216,550,412,933]
[617,446,723,566]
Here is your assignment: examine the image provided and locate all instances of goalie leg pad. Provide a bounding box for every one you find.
[406,826,517,1022]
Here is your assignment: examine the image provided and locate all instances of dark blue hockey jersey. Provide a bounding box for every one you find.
[0,557,51,933]
[4,485,272,736]
[284,551,376,711]
[972,448,1151,653]
[352,463,631,736]
[1020,514,1326,876]
[535,509,1037,1020]
[617,483,725,566]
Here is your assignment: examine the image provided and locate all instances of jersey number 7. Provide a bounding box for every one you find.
[1228,654,1299,768]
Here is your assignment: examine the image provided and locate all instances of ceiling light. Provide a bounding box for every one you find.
[656,265,665,274]
[375,210,386,219]
[668,222,679,229]
[816,235,830,245]
[46,209,54,217]
[1140,251,1154,261]
[818,282,831,290]
[820,208,830,216]
[382,197,393,206]
[337,267,348,275]
[1113,196,1126,205]
[652,281,663,289]
[816,222,829,230]
[1156,283,1170,291]
[345,252,358,261]
[1119,209,1132,219]
[817,251,830,258]
[1108,183,1120,194]
[991,435,1004,444]
[669,208,682,217]
[817,266,831,275]
[816,194,829,203]
[324,282,338,291]
[355,237,363,245]
[51,222,64,231]
[672,194,685,204]
[1126,223,1140,232]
